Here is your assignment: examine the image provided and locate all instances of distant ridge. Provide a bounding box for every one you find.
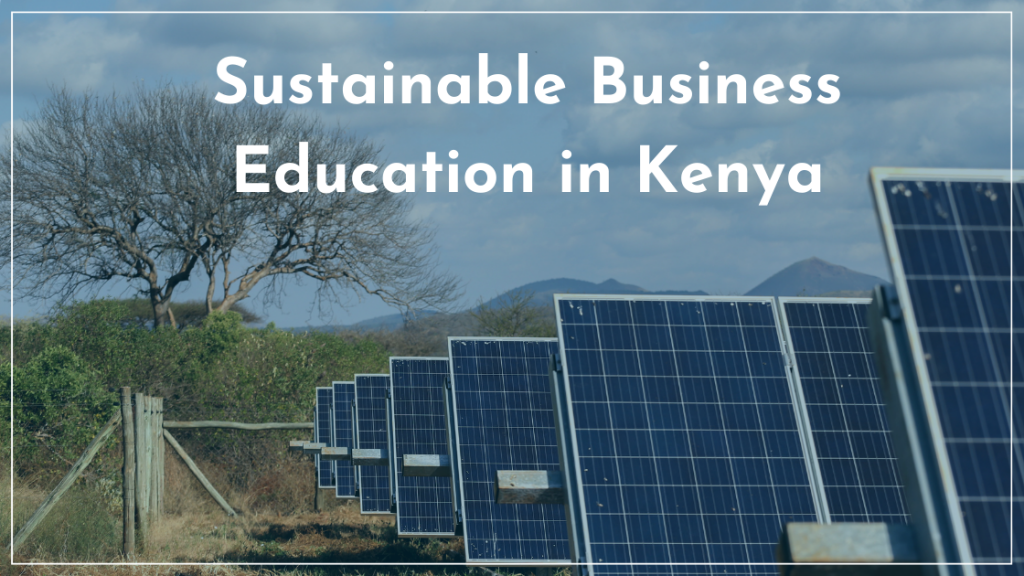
[481,277,707,308]
[335,278,706,331]
[745,257,888,297]
[293,259,886,332]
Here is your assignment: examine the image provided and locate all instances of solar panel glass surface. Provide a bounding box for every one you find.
[333,381,357,498]
[448,337,571,564]
[555,296,821,576]
[356,374,393,514]
[316,387,335,489]
[872,171,1022,573]
[780,299,909,524]
[390,357,456,536]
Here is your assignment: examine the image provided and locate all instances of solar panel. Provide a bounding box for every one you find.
[871,168,1022,572]
[315,387,335,489]
[333,381,357,499]
[554,295,822,575]
[355,374,393,515]
[389,357,456,536]
[448,337,571,565]
[778,298,909,524]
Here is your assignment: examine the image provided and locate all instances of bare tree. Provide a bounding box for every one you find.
[8,84,460,325]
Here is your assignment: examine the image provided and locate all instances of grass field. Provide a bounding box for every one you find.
[1,454,541,576]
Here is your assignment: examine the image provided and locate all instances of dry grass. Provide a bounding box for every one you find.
[2,452,480,576]
[0,434,578,576]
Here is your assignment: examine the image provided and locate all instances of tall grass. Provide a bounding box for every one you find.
[7,472,122,562]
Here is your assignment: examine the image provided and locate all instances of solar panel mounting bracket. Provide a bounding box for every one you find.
[776,522,922,575]
[402,454,452,477]
[320,446,351,461]
[494,470,566,504]
[302,442,326,455]
[351,448,389,466]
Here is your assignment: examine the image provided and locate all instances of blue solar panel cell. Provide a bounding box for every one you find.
[389,357,455,536]
[333,381,356,499]
[555,296,821,576]
[355,374,393,515]
[448,338,570,565]
[779,298,909,525]
[316,387,335,489]
[871,170,1021,573]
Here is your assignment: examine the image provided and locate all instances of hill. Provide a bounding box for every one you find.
[296,258,886,332]
[745,257,888,297]
[324,278,706,331]
[480,277,707,308]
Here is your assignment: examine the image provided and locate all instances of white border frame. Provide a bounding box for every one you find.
[869,167,1022,567]
[446,336,571,567]
[551,293,826,572]
[8,5,1011,569]
[387,357,457,538]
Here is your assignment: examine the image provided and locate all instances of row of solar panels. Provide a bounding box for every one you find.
[305,169,1018,576]
[310,297,905,569]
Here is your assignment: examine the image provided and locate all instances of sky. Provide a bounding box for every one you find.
[2,1,1019,327]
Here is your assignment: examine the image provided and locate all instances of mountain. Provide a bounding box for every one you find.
[330,278,707,331]
[295,259,884,331]
[345,310,440,331]
[480,277,707,308]
[744,257,888,297]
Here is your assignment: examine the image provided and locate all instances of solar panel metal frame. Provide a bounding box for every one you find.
[553,293,827,574]
[352,399,360,496]
[333,381,358,499]
[870,167,1021,572]
[354,373,395,515]
[389,357,457,537]
[448,336,572,567]
[315,386,335,489]
[443,360,465,532]
[387,386,398,513]
[777,296,910,525]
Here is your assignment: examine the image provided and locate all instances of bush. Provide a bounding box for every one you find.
[8,299,392,493]
[13,346,117,472]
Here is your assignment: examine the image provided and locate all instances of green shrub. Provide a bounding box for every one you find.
[13,345,117,470]
[9,299,391,491]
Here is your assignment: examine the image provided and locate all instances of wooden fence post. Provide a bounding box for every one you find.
[150,397,162,522]
[156,397,164,518]
[134,393,150,543]
[11,411,122,552]
[120,388,135,558]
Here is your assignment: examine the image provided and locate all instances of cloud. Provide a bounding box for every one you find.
[14,16,140,92]
[2,5,1016,324]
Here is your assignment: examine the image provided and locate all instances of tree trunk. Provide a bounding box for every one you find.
[205,261,216,314]
[152,298,176,328]
[215,292,248,313]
